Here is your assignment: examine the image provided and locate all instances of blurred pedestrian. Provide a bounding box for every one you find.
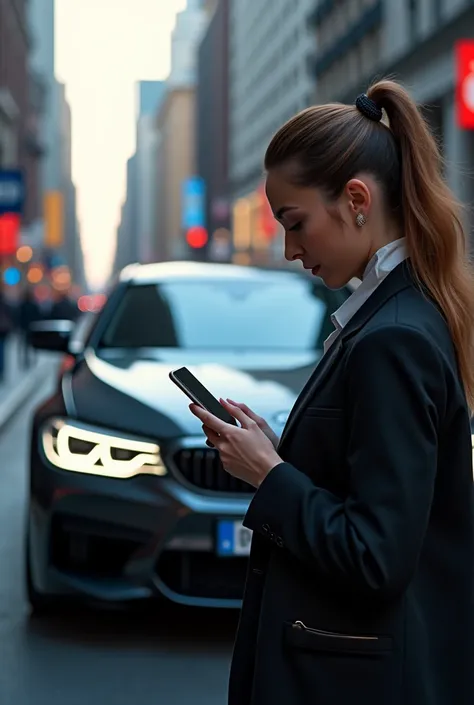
[190,79,474,705]
[50,290,78,322]
[0,292,13,383]
[18,288,41,368]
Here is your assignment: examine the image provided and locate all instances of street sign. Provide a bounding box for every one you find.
[181,177,206,230]
[0,170,25,216]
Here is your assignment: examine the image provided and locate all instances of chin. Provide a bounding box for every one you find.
[319,273,350,290]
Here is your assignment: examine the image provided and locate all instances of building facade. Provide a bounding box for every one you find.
[228,0,316,264]
[135,81,166,263]
[116,1,210,268]
[153,0,208,262]
[28,0,84,286]
[309,0,383,104]
[196,0,231,260]
[28,0,58,196]
[57,82,84,287]
[309,0,474,230]
[114,155,138,273]
[0,0,43,226]
[155,87,197,261]
[168,0,208,89]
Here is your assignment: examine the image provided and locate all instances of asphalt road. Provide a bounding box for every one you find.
[0,372,237,705]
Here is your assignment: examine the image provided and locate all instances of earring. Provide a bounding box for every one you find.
[356,212,367,227]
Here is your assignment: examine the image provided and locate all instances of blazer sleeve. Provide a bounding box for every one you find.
[243,324,447,599]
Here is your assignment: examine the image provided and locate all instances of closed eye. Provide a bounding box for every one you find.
[288,222,302,232]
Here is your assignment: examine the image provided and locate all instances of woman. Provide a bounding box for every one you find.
[190,80,474,705]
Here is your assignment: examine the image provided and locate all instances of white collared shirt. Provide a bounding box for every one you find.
[324,238,408,353]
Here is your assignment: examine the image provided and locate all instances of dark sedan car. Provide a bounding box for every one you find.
[26,261,351,614]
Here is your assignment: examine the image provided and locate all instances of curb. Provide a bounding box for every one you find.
[0,360,52,432]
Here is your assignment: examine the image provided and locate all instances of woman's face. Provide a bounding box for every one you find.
[265,167,373,289]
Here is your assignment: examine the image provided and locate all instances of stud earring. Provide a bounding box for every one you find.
[356,212,367,227]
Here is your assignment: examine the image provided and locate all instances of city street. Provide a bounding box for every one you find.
[0,370,236,705]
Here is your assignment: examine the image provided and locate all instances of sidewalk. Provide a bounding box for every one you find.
[0,335,55,431]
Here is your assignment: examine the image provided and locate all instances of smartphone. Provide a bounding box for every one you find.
[169,367,237,426]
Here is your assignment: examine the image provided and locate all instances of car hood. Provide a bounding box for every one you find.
[68,348,321,441]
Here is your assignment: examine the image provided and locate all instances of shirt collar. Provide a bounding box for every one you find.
[362,237,407,280]
[331,237,408,332]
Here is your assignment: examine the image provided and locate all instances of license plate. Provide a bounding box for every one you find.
[216,520,252,556]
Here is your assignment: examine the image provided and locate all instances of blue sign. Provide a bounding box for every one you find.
[181,177,206,230]
[0,170,25,216]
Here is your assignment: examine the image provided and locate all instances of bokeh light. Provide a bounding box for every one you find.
[52,265,72,291]
[16,245,33,263]
[27,265,43,284]
[78,294,107,313]
[3,267,21,286]
[186,226,208,249]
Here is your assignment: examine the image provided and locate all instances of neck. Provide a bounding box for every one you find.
[356,223,404,279]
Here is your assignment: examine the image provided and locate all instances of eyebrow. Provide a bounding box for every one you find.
[275,206,298,219]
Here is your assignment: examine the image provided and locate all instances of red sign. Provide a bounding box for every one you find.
[456,40,474,129]
[0,213,20,255]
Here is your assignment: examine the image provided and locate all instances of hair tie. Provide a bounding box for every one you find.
[355,94,383,122]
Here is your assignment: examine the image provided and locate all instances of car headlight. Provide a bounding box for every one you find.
[41,418,166,479]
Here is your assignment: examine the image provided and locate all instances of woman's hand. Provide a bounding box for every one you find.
[226,399,280,449]
[189,399,283,489]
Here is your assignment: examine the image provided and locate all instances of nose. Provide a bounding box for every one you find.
[284,233,303,263]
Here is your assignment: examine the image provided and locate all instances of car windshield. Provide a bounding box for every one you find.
[99,278,348,351]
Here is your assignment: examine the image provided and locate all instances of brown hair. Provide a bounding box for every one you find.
[264,79,474,408]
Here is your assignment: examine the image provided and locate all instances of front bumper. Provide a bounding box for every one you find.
[29,434,253,609]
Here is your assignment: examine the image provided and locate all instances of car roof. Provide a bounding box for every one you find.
[120,260,310,286]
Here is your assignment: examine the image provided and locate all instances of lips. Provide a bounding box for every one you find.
[302,263,321,276]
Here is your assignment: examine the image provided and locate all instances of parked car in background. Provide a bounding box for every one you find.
[26,261,352,614]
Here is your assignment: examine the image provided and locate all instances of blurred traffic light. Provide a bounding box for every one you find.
[186,226,208,249]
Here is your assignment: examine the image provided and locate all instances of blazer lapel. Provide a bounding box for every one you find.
[278,335,344,450]
[339,260,414,341]
[277,261,415,452]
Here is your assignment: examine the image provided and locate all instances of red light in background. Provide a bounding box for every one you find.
[456,40,474,129]
[78,295,90,312]
[186,226,208,249]
[78,294,107,313]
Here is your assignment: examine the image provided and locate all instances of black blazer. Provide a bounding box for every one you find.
[229,262,474,705]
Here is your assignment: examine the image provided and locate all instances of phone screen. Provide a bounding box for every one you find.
[169,367,237,425]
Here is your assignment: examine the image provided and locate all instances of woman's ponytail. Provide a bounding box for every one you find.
[368,80,474,408]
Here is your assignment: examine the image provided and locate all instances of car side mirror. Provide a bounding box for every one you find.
[28,320,74,353]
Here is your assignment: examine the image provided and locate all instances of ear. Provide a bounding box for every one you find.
[344,178,371,218]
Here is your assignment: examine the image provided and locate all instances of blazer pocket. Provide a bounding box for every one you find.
[304,407,343,419]
[284,621,393,655]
